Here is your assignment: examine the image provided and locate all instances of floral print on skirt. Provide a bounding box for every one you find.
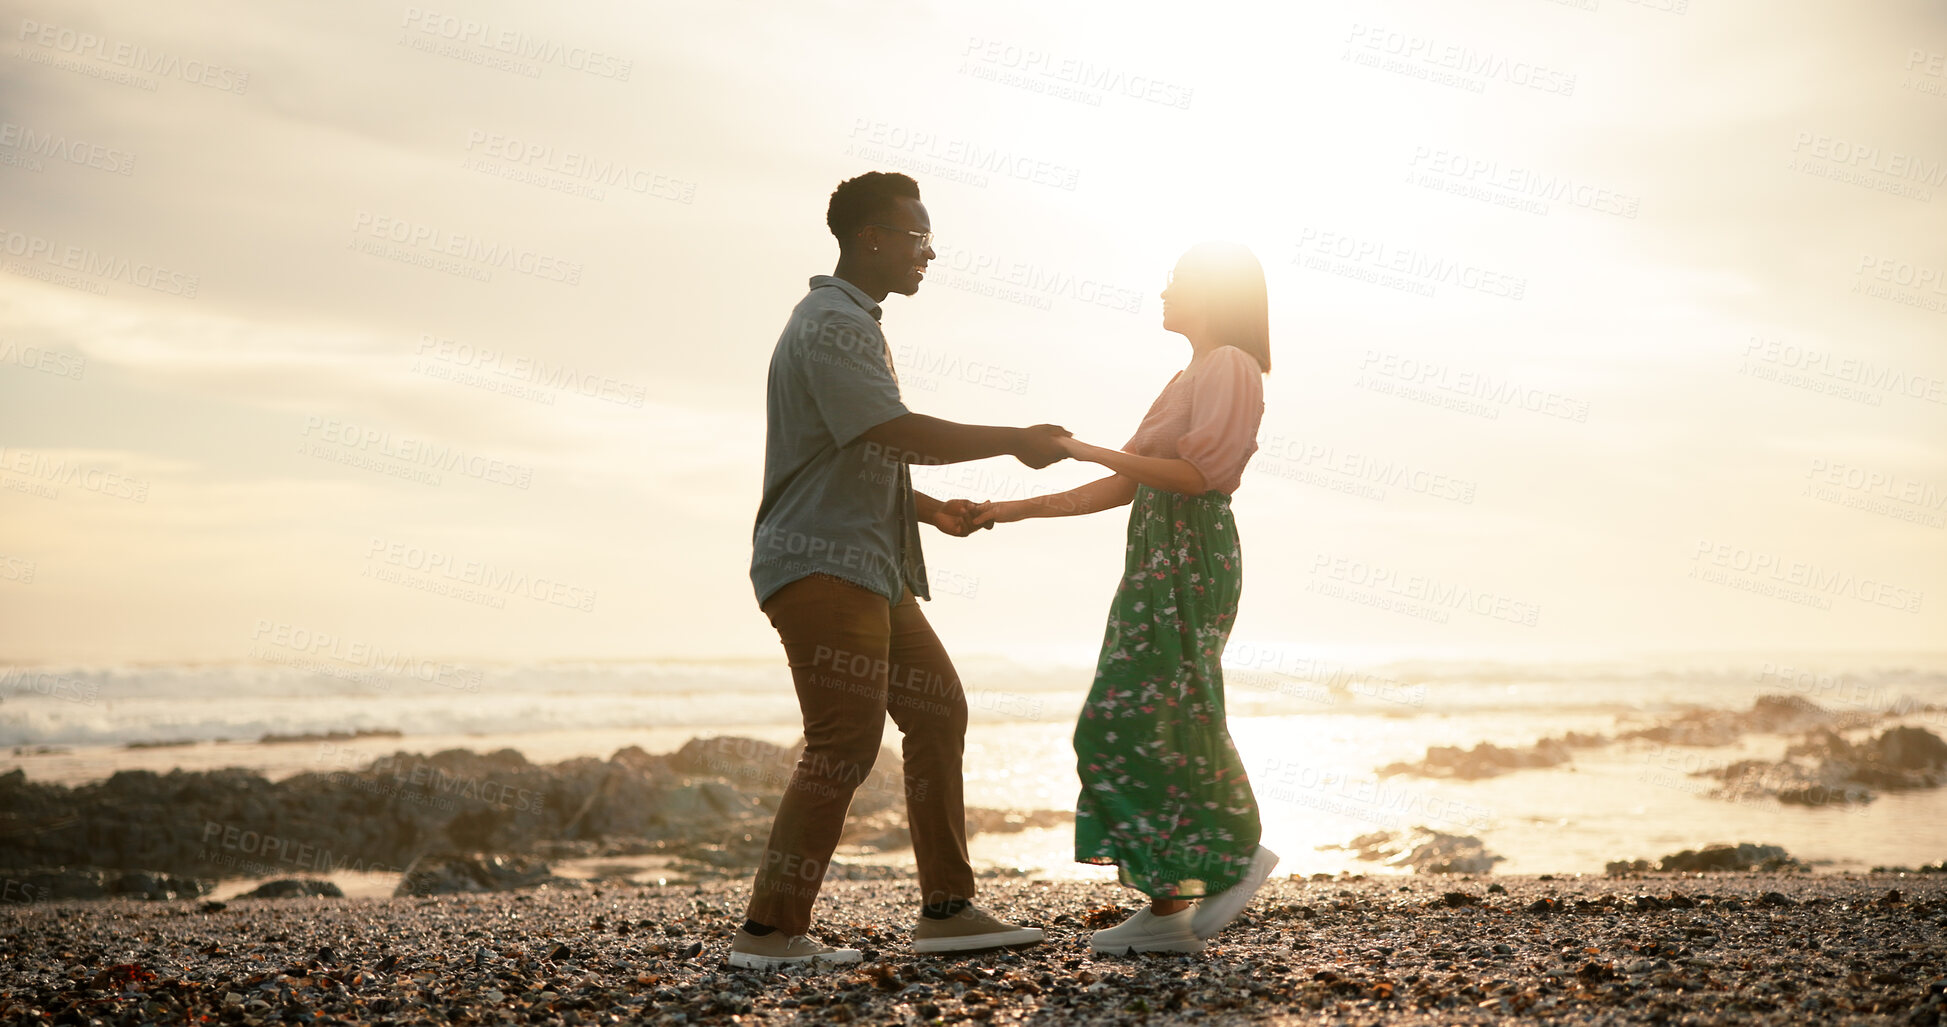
[1073,484,1262,899]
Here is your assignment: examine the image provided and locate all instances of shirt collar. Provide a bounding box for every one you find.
[808,275,882,322]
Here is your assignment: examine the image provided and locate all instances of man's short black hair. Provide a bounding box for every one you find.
[827,172,920,248]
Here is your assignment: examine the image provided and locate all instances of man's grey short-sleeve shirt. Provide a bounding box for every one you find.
[749,275,929,606]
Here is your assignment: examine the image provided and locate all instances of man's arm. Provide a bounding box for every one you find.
[860,413,1070,469]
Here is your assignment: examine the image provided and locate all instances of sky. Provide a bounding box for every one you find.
[1,0,1944,669]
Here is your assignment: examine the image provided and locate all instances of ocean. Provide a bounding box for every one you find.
[4,655,1945,879]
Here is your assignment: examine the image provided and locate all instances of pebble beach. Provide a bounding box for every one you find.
[4,872,1943,1026]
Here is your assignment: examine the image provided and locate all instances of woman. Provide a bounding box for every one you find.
[972,241,1278,954]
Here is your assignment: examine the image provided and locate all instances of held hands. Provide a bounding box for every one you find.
[935,427,1095,534]
[929,497,1025,533]
[1014,424,1073,469]
[930,498,992,537]
[967,500,1027,529]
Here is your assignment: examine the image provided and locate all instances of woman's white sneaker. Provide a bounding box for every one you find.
[1088,907,1204,955]
[1190,846,1281,939]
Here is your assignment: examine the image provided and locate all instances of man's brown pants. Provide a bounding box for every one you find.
[744,574,976,936]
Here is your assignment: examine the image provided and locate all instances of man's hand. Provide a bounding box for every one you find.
[1014,424,1072,469]
[930,497,993,537]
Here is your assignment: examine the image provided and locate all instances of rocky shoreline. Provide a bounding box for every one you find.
[1376,695,1946,793]
[0,736,1070,901]
[1,872,1942,1025]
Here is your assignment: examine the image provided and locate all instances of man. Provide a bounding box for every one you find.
[734,171,1069,969]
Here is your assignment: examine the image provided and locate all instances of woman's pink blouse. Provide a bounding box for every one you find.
[1119,346,1265,495]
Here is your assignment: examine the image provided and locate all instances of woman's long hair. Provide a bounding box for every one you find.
[1177,241,1271,374]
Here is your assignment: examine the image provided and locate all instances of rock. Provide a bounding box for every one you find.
[1378,733,1605,780]
[656,782,756,823]
[395,853,581,897]
[1698,726,1947,807]
[1334,828,1504,874]
[1876,727,1947,771]
[1873,861,1947,873]
[1577,960,1616,981]
[669,736,793,778]
[0,735,1074,892]
[1656,843,1801,873]
[238,879,344,900]
[1623,694,1853,747]
[258,728,404,745]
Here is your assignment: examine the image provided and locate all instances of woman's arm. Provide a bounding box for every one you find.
[1056,437,1208,496]
[973,474,1137,526]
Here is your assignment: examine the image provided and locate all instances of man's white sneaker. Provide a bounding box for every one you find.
[726,929,863,970]
[1088,906,1204,955]
[912,904,1045,953]
[1190,846,1281,940]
